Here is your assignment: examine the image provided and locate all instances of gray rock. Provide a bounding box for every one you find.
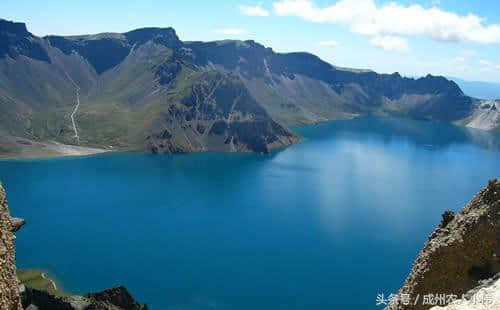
[11,217,25,232]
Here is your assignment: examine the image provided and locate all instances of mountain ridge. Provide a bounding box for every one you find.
[0,19,498,157]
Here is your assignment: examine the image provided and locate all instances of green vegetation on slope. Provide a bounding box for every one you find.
[18,269,67,297]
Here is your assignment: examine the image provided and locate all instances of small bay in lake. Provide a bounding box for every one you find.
[1,116,500,309]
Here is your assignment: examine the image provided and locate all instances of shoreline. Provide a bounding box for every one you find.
[0,137,112,161]
[1,115,499,161]
[40,272,58,291]
[17,269,66,296]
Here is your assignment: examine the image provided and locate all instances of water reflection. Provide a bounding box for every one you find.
[293,116,500,152]
[1,116,499,310]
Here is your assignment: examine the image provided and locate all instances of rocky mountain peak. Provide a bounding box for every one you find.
[46,26,182,74]
[125,26,181,48]
[0,19,30,36]
[0,19,50,62]
[417,74,464,96]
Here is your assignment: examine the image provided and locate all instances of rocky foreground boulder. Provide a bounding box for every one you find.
[392,179,500,310]
[0,184,23,310]
[431,275,500,309]
[0,183,147,310]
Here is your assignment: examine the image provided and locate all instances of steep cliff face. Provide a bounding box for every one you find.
[187,40,475,125]
[0,19,49,62]
[1,18,496,158]
[0,184,22,310]
[394,179,500,310]
[145,71,299,154]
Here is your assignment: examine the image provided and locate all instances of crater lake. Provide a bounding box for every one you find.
[1,116,500,309]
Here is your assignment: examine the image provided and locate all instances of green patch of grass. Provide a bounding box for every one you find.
[17,269,68,297]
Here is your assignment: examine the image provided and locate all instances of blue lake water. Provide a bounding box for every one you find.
[1,116,500,309]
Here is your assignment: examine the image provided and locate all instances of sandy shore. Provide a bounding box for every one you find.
[0,135,110,160]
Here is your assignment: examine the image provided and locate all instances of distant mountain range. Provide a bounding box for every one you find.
[0,19,499,156]
[449,77,500,100]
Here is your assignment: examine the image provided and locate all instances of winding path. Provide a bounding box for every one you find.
[70,88,80,144]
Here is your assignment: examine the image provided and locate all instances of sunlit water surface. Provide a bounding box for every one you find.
[1,116,500,309]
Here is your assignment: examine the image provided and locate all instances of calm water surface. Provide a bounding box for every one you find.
[1,116,500,309]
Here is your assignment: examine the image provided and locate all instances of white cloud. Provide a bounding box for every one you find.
[451,50,477,64]
[272,0,500,44]
[240,4,270,16]
[215,28,247,35]
[319,40,339,47]
[462,49,477,57]
[370,35,409,52]
[477,59,500,72]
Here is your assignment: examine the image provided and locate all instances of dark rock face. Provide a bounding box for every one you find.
[22,288,75,310]
[22,286,147,310]
[0,19,50,63]
[218,119,297,154]
[146,72,299,154]
[124,27,181,49]
[393,179,500,310]
[155,60,182,85]
[439,211,455,228]
[187,40,474,123]
[85,286,146,310]
[187,40,273,79]
[188,40,464,101]
[47,27,182,75]
[46,36,131,74]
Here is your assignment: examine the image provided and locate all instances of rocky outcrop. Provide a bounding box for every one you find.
[22,286,147,310]
[0,184,23,310]
[10,219,25,233]
[430,275,500,309]
[0,19,50,63]
[393,179,500,310]
[85,286,146,310]
[463,100,500,131]
[145,72,300,154]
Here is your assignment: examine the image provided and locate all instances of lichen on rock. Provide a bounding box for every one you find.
[393,179,500,310]
[0,184,23,310]
[430,274,500,309]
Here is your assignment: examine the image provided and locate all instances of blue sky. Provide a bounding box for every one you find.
[2,0,500,83]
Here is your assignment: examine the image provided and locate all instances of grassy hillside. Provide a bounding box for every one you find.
[18,270,67,297]
[0,19,497,158]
